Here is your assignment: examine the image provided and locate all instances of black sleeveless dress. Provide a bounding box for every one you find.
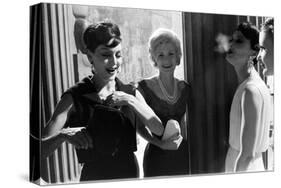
[63,76,139,181]
[138,80,190,177]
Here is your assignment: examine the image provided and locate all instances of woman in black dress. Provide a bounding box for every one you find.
[41,21,164,181]
[137,28,191,177]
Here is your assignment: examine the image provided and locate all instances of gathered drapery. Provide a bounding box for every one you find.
[183,13,238,173]
[30,3,80,183]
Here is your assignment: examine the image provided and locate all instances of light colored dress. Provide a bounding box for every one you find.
[225,67,271,172]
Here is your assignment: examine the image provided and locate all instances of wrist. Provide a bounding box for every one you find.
[59,129,69,142]
[153,137,163,148]
[126,94,135,106]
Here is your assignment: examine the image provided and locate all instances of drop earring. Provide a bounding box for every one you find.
[91,63,96,75]
[248,56,255,67]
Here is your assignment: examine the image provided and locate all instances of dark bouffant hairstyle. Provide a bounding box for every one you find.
[237,22,260,52]
[83,20,121,53]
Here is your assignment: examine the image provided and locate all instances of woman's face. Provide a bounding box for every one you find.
[257,30,273,75]
[153,41,178,73]
[89,44,122,82]
[226,31,254,65]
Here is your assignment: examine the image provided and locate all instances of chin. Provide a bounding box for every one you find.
[225,56,232,64]
[226,54,236,65]
[103,74,116,82]
[108,76,116,81]
[162,67,175,73]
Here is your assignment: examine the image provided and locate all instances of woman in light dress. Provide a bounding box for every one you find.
[225,22,271,172]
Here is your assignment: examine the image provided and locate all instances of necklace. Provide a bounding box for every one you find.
[157,77,178,104]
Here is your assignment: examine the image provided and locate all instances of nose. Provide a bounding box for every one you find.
[108,55,118,66]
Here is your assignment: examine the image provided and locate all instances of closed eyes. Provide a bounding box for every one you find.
[101,51,122,58]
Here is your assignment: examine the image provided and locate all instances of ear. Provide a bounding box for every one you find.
[86,55,93,65]
[176,56,181,65]
[86,50,95,65]
[91,63,96,74]
[152,56,158,66]
[149,53,157,67]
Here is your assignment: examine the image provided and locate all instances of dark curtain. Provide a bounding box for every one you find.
[40,3,81,183]
[183,13,239,174]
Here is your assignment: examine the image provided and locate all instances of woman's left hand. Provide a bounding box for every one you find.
[106,91,133,107]
[158,133,183,150]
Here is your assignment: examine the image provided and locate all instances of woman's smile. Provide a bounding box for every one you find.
[162,64,173,69]
[105,65,119,75]
[105,66,119,74]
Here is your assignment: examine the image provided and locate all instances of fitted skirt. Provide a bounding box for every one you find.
[80,152,139,181]
[143,140,189,177]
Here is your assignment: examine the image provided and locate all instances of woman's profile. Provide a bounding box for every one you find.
[225,22,271,172]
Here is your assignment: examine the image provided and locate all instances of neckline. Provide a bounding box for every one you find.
[239,67,259,86]
[85,75,123,104]
[141,80,184,106]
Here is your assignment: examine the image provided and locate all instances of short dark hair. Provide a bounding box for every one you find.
[83,20,121,53]
[237,22,260,52]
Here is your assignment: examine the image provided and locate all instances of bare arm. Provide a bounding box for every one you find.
[136,116,182,150]
[109,90,164,136]
[42,94,73,137]
[133,90,164,135]
[180,111,188,140]
[236,85,262,172]
[136,119,160,146]
[41,94,92,158]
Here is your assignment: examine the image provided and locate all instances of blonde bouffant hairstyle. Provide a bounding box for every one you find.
[148,28,182,66]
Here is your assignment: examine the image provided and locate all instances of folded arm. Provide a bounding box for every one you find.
[136,117,182,150]
[109,90,164,136]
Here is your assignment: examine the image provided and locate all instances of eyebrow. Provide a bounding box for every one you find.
[98,47,121,52]
[98,46,112,50]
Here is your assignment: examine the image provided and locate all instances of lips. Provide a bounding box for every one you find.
[227,49,233,54]
[105,65,119,74]
[162,65,173,69]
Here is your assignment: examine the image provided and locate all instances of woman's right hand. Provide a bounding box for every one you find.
[158,133,183,150]
[60,127,93,150]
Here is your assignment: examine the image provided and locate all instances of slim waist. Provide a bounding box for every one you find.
[147,139,188,154]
